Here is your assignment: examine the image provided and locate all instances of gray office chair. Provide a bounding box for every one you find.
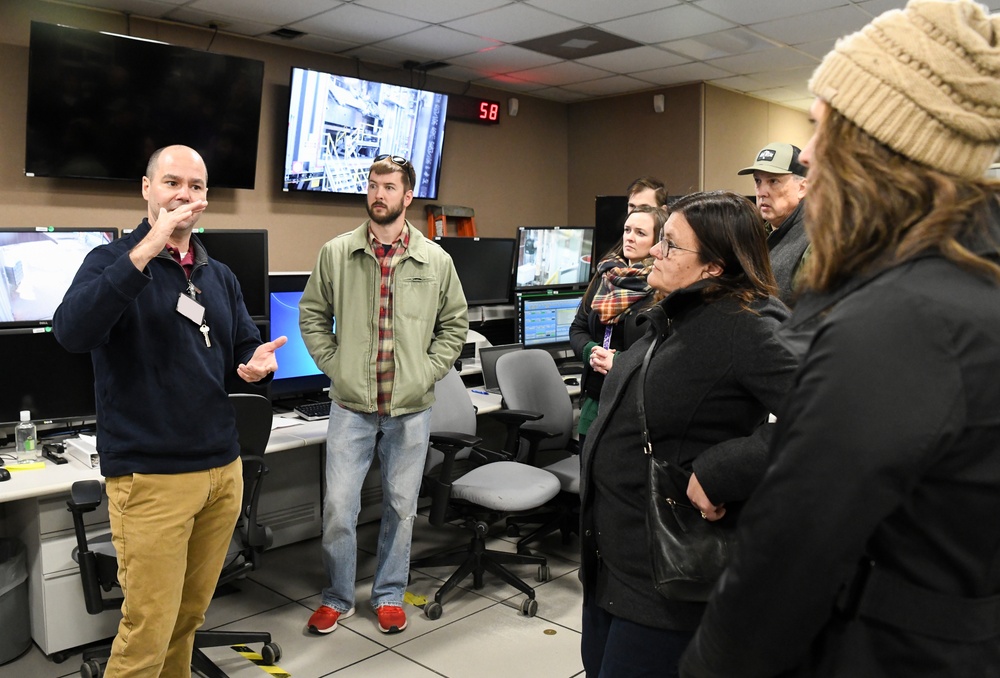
[66,393,281,678]
[409,368,561,619]
[495,349,581,554]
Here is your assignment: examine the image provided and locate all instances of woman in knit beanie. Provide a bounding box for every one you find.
[680,2,1000,677]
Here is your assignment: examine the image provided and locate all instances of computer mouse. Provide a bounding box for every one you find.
[564,377,579,386]
[0,468,10,481]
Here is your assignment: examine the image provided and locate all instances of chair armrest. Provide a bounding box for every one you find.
[429,431,482,449]
[488,409,543,427]
[67,479,103,513]
[469,445,515,466]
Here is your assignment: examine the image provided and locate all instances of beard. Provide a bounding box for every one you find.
[366,198,405,226]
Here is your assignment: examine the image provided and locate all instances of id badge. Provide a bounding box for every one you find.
[176,293,206,325]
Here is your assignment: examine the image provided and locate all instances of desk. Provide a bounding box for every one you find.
[467,381,581,415]
[0,416,328,659]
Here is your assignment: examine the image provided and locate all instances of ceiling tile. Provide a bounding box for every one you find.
[188,0,339,26]
[353,0,511,24]
[661,28,776,62]
[443,3,579,43]
[599,4,735,44]
[525,0,681,24]
[636,61,735,86]
[708,75,763,93]
[373,26,501,62]
[61,0,185,17]
[507,60,614,87]
[561,75,658,97]
[577,45,688,73]
[794,38,837,60]
[289,4,427,43]
[751,5,873,44]
[693,0,849,25]
[259,32,360,55]
[707,47,819,76]
[446,44,562,73]
[164,7,278,37]
[470,73,552,94]
[527,86,591,103]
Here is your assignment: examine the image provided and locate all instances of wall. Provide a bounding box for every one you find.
[0,0,569,271]
[566,85,703,226]
[704,85,813,195]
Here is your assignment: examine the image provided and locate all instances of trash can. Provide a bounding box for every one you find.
[0,538,30,664]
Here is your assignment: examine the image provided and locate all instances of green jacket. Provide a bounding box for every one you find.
[299,221,469,416]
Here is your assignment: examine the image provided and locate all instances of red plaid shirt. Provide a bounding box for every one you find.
[370,226,410,415]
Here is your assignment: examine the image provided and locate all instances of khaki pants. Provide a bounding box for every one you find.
[104,457,243,678]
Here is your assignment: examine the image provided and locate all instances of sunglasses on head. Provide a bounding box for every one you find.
[373,154,415,186]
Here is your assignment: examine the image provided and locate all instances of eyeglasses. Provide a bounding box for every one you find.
[373,154,416,187]
[659,235,699,258]
[374,154,411,168]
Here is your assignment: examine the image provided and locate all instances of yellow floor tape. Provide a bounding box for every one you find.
[231,645,291,677]
[404,591,427,607]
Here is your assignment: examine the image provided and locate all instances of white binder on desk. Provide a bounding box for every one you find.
[64,436,100,469]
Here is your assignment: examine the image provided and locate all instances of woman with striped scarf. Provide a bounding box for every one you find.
[569,204,662,447]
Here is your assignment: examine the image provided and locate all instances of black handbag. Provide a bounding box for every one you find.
[637,339,738,603]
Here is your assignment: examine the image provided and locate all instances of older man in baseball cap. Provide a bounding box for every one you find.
[738,142,809,304]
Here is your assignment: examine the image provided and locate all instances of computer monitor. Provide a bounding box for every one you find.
[434,236,516,306]
[195,230,268,321]
[478,343,523,394]
[0,329,96,432]
[267,272,330,402]
[517,291,585,349]
[0,228,117,330]
[514,226,593,292]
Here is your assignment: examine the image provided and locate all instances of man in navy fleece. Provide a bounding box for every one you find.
[54,145,286,677]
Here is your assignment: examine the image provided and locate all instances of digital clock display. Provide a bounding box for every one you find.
[448,95,502,125]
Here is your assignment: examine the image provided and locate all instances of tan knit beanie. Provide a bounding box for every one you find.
[808,0,1000,178]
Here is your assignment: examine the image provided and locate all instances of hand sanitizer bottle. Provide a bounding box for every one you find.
[15,411,37,464]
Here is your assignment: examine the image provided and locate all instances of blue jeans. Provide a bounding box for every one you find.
[320,404,432,611]
[582,594,694,677]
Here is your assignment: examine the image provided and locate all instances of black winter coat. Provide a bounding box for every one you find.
[681,206,1000,677]
[579,284,798,631]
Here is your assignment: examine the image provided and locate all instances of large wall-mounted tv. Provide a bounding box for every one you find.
[25,22,264,189]
[283,67,448,199]
[0,228,117,330]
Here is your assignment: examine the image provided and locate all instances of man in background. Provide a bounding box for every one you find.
[738,142,809,304]
[54,144,285,677]
[299,154,468,636]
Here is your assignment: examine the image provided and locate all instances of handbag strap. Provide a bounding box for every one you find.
[637,338,658,458]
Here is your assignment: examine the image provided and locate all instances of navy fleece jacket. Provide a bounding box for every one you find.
[53,220,264,477]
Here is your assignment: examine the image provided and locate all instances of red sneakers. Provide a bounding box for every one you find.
[307,605,355,634]
[377,605,407,634]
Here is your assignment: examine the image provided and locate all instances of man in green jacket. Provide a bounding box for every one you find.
[299,154,468,636]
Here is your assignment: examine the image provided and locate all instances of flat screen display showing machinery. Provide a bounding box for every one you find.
[0,228,116,329]
[434,236,516,306]
[283,67,448,199]
[514,227,594,292]
[517,291,585,349]
[267,272,330,401]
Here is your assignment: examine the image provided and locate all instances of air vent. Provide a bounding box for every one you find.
[269,27,305,40]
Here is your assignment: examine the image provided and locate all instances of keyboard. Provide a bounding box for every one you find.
[294,401,332,421]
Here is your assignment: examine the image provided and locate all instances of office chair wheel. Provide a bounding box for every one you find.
[424,601,443,620]
[80,658,104,678]
[506,523,520,537]
[520,597,538,617]
[536,565,550,582]
[261,642,282,665]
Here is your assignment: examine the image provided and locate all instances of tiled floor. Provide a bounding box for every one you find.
[0,513,586,677]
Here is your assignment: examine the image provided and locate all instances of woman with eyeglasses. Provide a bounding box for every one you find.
[569,204,662,448]
[579,190,798,677]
